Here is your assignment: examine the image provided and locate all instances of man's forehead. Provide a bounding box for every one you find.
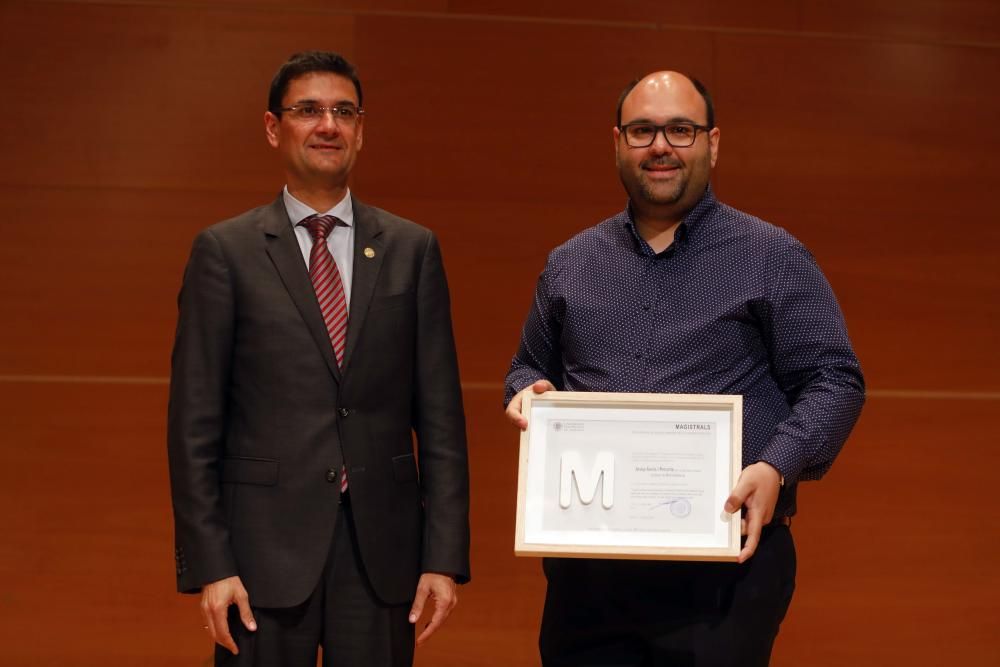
[285,72,358,101]
[622,71,704,121]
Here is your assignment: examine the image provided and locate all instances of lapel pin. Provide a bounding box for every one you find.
[363,247,376,258]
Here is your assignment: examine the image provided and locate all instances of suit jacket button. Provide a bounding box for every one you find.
[326,469,338,483]
[338,408,350,418]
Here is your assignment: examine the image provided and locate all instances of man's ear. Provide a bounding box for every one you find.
[264,111,280,148]
[708,126,720,168]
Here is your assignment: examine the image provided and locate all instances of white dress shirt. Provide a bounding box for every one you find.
[282,187,355,310]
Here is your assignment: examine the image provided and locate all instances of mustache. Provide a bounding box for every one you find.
[641,157,682,169]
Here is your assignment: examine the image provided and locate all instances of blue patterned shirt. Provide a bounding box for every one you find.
[504,187,865,517]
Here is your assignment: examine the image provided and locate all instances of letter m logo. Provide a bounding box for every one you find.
[559,452,614,509]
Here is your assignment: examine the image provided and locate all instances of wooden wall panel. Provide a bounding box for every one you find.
[774,397,1000,665]
[451,0,1000,44]
[370,196,617,381]
[3,385,996,664]
[0,383,198,666]
[802,0,1000,44]
[351,15,713,206]
[57,0,450,11]
[1,1,998,666]
[447,0,802,31]
[0,2,354,192]
[711,34,1000,391]
[351,15,713,380]
[0,185,271,376]
[413,390,547,667]
[0,383,549,667]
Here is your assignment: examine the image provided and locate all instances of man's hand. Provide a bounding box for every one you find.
[409,573,458,646]
[724,462,782,564]
[505,380,556,430]
[201,575,256,655]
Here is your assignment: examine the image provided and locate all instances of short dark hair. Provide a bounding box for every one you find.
[268,51,363,114]
[615,74,715,129]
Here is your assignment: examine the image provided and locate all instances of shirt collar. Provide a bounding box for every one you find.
[282,186,354,228]
[622,185,718,254]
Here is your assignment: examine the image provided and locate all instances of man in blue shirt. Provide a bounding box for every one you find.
[504,71,864,666]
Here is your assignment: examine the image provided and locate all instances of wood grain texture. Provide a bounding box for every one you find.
[1,386,996,665]
[0,185,273,376]
[801,0,1000,44]
[0,1,997,665]
[351,14,712,206]
[711,34,1000,392]
[774,396,1000,665]
[0,2,354,192]
[447,0,801,31]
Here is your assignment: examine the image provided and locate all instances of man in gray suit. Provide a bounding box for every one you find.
[167,51,470,667]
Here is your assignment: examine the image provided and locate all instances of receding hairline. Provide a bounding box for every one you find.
[616,71,715,129]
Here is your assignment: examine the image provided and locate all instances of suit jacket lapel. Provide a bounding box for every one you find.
[342,199,385,370]
[262,196,341,382]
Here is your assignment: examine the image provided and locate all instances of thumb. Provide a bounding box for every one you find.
[532,380,555,394]
[235,591,257,632]
[409,585,429,624]
[724,480,749,515]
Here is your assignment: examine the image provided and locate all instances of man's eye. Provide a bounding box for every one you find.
[334,107,356,119]
[298,106,320,117]
[629,125,655,137]
[667,125,693,136]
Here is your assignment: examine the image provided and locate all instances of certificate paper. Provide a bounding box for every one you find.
[515,392,742,561]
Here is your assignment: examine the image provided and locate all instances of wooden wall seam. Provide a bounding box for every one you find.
[11,0,1000,50]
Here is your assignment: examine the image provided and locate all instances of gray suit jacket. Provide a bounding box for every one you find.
[167,195,470,608]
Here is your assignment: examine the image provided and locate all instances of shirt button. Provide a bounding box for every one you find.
[338,408,350,418]
[326,469,338,483]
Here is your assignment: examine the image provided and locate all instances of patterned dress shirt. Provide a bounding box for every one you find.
[504,187,865,518]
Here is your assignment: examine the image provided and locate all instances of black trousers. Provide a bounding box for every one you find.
[539,524,796,667]
[217,502,414,667]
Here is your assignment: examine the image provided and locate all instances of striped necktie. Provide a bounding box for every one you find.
[299,215,348,367]
[299,214,350,493]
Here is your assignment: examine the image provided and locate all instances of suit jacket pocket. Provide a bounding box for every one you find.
[369,291,414,313]
[391,453,418,483]
[222,456,279,486]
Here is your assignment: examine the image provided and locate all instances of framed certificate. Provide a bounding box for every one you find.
[514,391,742,561]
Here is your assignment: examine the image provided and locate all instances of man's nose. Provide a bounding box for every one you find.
[315,110,341,133]
[649,129,674,154]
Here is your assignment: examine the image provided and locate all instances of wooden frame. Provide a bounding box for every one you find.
[514,391,742,561]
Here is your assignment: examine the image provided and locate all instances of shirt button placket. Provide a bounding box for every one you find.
[634,257,658,380]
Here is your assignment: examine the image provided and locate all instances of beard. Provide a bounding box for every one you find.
[636,173,686,205]
[619,157,688,207]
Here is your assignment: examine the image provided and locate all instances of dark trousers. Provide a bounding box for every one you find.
[217,502,414,667]
[539,524,796,667]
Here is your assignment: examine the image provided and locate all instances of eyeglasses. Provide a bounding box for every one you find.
[619,122,711,148]
[275,104,364,125]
